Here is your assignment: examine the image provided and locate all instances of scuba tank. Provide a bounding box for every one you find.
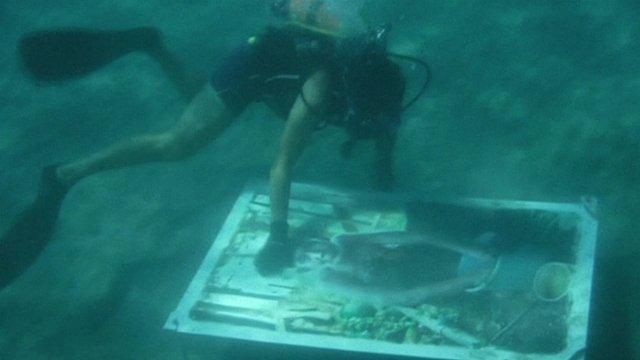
[337,24,402,139]
[269,1,431,142]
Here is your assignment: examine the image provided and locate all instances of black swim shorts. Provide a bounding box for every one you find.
[210,26,346,118]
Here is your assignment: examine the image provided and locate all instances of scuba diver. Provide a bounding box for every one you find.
[1,0,428,287]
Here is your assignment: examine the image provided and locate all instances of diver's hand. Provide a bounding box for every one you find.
[254,221,295,276]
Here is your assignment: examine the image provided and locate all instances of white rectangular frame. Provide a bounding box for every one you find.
[165,183,598,360]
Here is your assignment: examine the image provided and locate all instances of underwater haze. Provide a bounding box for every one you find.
[0,0,638,359]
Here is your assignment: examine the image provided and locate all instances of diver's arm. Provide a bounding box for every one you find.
[270,71,328,223]
[373,130,397,191]
[255,71,328,276]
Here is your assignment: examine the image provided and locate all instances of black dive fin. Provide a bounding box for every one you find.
[0,166,71,290]
[18,27,161,82]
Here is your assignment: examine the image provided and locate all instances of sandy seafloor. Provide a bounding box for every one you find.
[0,1,638,359]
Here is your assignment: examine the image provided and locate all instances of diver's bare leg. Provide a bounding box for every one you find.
[56,84,233,185]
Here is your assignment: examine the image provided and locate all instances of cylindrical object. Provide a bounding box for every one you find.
[462,245,549,293]
[533,262,573,302]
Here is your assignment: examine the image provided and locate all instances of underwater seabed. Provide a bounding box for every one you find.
[166,183,596,360]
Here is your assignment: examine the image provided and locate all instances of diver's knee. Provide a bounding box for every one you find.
[154,133,197,161]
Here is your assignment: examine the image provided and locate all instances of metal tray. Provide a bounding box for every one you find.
[165,183,597,360]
